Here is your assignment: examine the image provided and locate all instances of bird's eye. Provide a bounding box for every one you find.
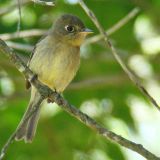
[65,25,75,33]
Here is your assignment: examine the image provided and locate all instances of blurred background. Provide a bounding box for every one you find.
[0,0,160,159]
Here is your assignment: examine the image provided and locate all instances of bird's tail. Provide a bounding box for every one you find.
[15,87,42,143]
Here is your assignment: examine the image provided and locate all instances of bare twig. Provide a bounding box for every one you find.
[84,7,140,45]
[0,8,139,52]
[79,0,160,112]
[0,39,160,159]
[6,41,33,51]
[68,74,127,90]
[0,8,138,44]
[17,0,22,33]
[31,0,55,6]
[0,29,47,41]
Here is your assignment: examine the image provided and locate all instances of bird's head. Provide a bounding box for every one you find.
[52,14,93,46]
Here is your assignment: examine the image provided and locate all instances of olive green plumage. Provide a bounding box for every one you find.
[15,14,92,143]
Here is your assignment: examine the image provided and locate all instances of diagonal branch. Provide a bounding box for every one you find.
[0,8,139,52]
[0,39,160,159]
[84,7,140,45]
[78,0,160,112]
[0,8,139,44]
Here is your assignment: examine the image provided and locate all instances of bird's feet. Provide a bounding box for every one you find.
[30,74,38,83]
[47,98,53,103]
[47,88,59,103]
[25,74,38,89]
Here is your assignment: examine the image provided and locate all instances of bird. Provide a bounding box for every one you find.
[15,14,92,143]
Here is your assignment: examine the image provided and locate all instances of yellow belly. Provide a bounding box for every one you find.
[29,38,80,93]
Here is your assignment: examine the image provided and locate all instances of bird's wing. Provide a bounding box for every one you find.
[26,31,49,89]
[28,32,49,65]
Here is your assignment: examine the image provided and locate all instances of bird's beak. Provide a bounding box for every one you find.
[80,28,93,35]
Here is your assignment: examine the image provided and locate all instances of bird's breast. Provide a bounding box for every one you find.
[29,40,80,92]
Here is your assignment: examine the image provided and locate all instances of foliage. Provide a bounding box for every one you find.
[0,0,160,160]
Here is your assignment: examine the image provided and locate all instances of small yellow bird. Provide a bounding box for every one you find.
[15,14,92,143]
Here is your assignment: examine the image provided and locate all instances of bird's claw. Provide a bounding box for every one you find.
[30,74,38,83]
[47,98,54,103]
[47,88,58,103]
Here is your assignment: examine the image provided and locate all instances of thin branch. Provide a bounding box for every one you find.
[0,29,47,41]
[84,7,139,45]
[6,41,33,51]
[0,8,139,52]
[0,39,160,160]
[0,0,29,16]
[0,8,138,43]
[68,74,127,90]
[31,0,55,6]
[17,0,22,33]
[79,0,160,112]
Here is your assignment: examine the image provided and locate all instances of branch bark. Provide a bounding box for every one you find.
[0,8,138,42]
[6,41,33,51]
[0,29,47,41]
[84,7,139,46]
[78,0,160,112]
[0,39,160,159]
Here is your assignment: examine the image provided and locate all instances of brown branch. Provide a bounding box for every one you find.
[0,39,160,159]
[79,0,160,112]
